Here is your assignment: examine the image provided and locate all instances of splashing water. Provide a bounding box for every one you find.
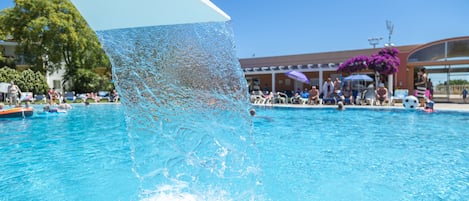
[96,22,261,200]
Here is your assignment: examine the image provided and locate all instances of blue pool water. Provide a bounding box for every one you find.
[1,104,468,200]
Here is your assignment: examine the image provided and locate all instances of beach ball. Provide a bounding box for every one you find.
[403,95,419,109]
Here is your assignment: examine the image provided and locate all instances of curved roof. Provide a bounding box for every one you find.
[407,36,469,66]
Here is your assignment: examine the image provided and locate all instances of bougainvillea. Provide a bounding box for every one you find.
[368,47,400,75]
[337,47,400,75]
[336,55,370,73]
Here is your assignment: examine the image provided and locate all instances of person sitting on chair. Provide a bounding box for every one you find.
[110,89,119,102]
[341,84,354,105]
[308,85,319,105]
[332,77,342,96]
[291,92,302,104]
[375,83,388,106]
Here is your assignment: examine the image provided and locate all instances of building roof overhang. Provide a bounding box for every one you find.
[240,45,419,74]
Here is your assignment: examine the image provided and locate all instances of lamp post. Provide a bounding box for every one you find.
[385,20,394,94]
[42,48,50,89]
[385,20,394,47]
[368,37,382,48]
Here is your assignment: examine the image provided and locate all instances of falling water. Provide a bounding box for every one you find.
[96,22,261,200]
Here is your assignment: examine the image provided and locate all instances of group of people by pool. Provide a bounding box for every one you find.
[256,77,393,107]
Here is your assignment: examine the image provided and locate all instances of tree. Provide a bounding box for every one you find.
[0,0,110,83]
[0,67,48,95]
[0,67,20,84]
[449,79,469,85]
[69,68,112,93]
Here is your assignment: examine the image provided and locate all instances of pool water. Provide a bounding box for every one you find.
[1,104,468,200]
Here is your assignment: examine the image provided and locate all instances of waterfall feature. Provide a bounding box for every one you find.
[71,0,261,200]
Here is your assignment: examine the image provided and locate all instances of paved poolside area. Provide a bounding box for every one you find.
[253,102,469,112]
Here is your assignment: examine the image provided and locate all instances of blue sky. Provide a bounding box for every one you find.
[1,0,468,59]
[211,0,469,58]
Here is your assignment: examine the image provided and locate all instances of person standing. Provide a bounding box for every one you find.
[427,78,433,100]
[321,78,334,99]
[414,68,427,107]
[47,88,53,104]
[7,81,21,106]
[462,87,468,104]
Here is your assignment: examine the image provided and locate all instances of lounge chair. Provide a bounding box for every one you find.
[322,93,337,105]
[20,92,34,102]
[64,91,76,102]
[250,90,263,103]
[98,91,110,101]
[390,89,408,105]
[76,93,87,102]
[34,94,47,103]
[251,90,271,104]
[275,92,289,104]
[359,88,376,106]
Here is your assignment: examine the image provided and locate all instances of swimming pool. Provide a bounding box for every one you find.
[0,104,468,200]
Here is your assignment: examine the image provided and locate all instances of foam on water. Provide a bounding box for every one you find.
[96,22,261,200]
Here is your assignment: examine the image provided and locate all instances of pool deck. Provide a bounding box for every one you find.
[253,102,469,112]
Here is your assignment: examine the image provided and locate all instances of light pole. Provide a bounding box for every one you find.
[368,37,382,48]
[42,47,50,90]
[385,20,395,94]
[385,20,394,47]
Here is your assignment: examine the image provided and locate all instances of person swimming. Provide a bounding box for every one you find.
[43,105,66,113]
[250,108,256,116]
[337,101,345,111]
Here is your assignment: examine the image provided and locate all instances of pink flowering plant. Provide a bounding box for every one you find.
[368,47,400,75]
[337,47,400,75]
[336,55,370,73]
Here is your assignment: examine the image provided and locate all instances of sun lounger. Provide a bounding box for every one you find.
[321,96,336,105]
[65,91,76,102]
[275,92,289,104]
[390,89,408,105]
[34,94,47,103]
[360,88,376,106]
[20,92,34,102]
[98,91,110,101]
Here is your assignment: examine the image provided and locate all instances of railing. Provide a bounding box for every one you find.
[434,84,468,94]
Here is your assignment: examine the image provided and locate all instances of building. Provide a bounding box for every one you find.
[3,36,469,102]
[240,36,469,102]
[0,39,66,92]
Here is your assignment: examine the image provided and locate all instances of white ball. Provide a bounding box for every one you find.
[403,95,419,109]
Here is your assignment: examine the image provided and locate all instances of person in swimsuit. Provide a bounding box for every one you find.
[43,105,66,113]
[337,101,345,110]
[375,83,388,106]
[308,85,319,105]
[341,84,354,105]
[414,68,427,107]
[249,108,256,116]
[7,81,21,106]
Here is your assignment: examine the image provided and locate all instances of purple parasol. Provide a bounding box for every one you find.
[285,70,310,84]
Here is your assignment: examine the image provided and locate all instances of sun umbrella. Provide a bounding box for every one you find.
[0,82,10,93]
[285,70,310,84]
[343,74,373,82]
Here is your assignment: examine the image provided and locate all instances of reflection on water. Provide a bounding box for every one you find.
[97,22,261,200]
